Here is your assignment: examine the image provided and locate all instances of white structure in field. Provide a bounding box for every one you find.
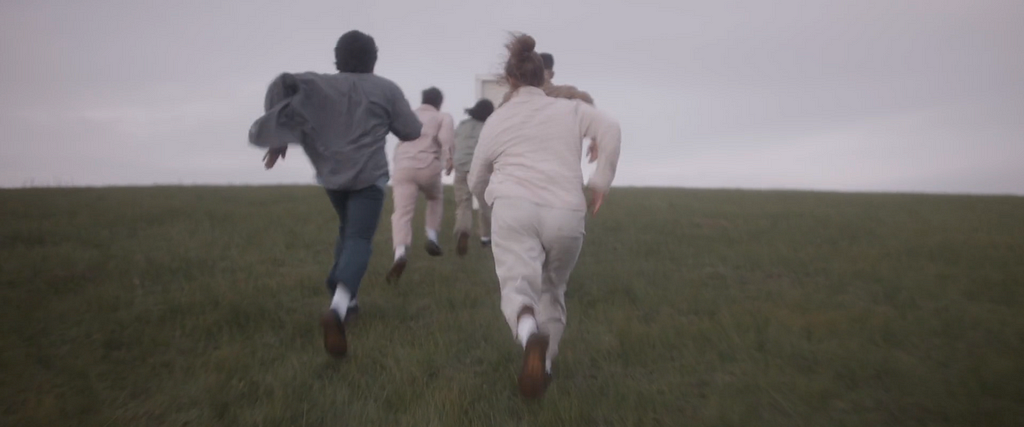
[476,74,508,108]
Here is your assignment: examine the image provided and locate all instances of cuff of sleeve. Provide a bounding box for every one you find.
[587,178,611,194]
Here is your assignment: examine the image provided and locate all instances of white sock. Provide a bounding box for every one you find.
[330,286,351,318]
[348,298,358,308]
[395,246,406,261]
[517,315,538,348]
[546,358,552,373]
[481,237,491,243]
[426,228,438,243]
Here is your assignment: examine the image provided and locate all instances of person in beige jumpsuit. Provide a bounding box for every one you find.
[388,87,455,282]
[470,35,622,399]
[452,99,495,256]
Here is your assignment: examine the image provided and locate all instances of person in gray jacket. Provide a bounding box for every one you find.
[452,99,495,256]
[248,30,422,359]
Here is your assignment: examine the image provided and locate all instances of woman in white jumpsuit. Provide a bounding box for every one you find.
[469,34,622,399]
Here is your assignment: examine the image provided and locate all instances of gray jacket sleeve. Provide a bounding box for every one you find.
[248,73,309,148]
[388,85,423,142]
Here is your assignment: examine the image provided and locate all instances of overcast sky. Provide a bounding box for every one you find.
[1,0,1021,194]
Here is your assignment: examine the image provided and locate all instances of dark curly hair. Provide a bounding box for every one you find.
[540,53,554,71]
[465,99,494,122]
[334,30,378,73]
[422,87,443,109]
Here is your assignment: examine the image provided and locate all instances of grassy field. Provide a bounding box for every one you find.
[1,186,1022,426]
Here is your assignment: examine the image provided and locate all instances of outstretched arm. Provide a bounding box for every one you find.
[249,73,304,169]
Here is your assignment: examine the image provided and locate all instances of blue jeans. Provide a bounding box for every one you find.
[324,185,385,299]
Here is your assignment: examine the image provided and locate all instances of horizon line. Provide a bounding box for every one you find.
[2,182,1021,198]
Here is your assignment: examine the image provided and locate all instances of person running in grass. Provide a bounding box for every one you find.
[249,30,422,358]
[469,33,622,399]
[386,87,456,283]
[452,98,495,256]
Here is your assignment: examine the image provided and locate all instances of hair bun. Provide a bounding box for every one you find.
[509,34,536,57]
[503,33,546,88]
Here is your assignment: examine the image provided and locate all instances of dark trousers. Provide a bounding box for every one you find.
[324,185,385,299]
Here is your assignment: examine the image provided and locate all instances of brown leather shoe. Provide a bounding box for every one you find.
[456,232,469,257]
[518,333,550,399]
[320,310,347,358]
[425,240,443,257]
[386,256,407,283]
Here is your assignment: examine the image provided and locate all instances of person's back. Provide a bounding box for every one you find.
[453,118,485,174]
[272,72,420,190]
[393,103,452,170]
[473,87,618,212]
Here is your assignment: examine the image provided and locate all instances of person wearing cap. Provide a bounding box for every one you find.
[249,30,422,359]
[452,99,495,256]
[386,87,456,283]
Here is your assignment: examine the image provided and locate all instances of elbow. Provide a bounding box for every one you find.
[606,117,622,135]
[406,127,423,141]
[398,126,422,142]
[602,121,623,147]
[471,185,486,201]
[467,175,482,195]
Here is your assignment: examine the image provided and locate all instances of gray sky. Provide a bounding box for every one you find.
[2,0,1022,194]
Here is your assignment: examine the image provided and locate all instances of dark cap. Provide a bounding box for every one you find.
[465,99,495,121]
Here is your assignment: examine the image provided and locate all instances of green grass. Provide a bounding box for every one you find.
[1,186,1022,426]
